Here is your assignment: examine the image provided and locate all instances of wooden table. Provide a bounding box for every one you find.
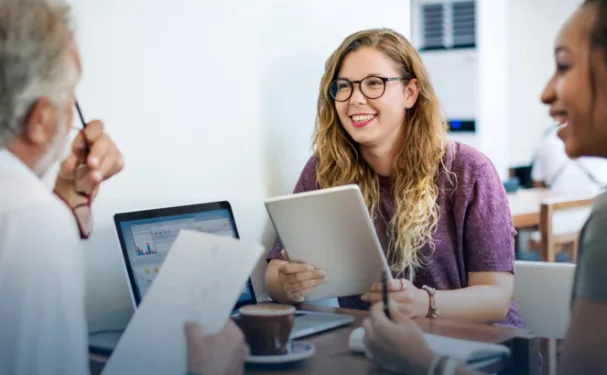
[507,188,552,229]
[90,304,539,375]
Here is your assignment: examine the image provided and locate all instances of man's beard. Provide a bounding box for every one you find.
[35,114,73,189]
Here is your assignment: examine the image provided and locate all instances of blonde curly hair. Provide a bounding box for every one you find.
[313,28,449,280]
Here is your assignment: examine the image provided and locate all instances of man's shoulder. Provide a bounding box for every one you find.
[0,174,79,248]
[0,168,63,210]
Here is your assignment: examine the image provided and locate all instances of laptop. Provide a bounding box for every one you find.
[90,201,353,355]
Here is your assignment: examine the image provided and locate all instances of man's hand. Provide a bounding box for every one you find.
[54,120,123,206]
[185,320,248,375]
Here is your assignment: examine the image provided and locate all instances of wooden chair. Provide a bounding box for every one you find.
[529,196,594,262]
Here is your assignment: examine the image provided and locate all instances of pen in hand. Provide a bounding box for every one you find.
[382,269,391,320]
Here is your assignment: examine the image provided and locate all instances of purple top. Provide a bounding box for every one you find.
[267,142,524,328]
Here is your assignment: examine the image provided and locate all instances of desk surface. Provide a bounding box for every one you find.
[90,304,539,375]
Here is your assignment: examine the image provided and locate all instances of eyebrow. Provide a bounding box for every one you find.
[555,45,573,54]
[337,73,387,79]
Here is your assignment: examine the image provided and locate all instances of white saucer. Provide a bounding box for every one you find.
[245,341,315,364]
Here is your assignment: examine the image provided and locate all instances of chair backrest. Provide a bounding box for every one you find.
[540,196,594,262]
[513,260,576,339]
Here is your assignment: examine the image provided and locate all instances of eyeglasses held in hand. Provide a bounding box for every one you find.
[72,100,93,239]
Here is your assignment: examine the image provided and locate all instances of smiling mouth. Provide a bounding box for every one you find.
[350,114,377,127]
[550,111,568,126]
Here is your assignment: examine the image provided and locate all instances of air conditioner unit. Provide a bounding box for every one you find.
[412,0,477,144]
[415,0,476,51]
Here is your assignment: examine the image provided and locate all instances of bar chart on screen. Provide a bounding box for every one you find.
[135,243,157,256]
[134,232,158,256]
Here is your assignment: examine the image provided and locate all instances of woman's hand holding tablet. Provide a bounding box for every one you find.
[276,249,329,302]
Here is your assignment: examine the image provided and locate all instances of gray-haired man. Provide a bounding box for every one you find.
[0,1,246,374]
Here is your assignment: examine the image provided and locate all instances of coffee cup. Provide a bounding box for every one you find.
[235,303,295,356]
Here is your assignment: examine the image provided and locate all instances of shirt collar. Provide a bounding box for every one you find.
[0,148,36,175]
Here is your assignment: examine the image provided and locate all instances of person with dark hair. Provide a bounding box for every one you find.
[362,1,607,374]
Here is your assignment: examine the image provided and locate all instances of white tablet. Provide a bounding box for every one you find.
[265,184,391,301]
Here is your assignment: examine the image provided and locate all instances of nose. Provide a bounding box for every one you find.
[540,73,557,105]
[349,82,367,106]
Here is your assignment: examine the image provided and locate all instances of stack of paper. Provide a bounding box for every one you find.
[102,230,264,375]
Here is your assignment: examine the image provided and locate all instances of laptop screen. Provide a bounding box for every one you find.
[114,202,255,308]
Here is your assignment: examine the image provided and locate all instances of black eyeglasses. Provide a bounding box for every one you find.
[72,100,93,239]
[329,75,407,102]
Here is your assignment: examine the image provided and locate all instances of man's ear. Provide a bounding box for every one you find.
[403,78,420,109]
[22,98,58,146]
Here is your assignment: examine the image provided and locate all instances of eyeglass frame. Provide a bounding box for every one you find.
[329,75,411,102]
[73,100,93,239]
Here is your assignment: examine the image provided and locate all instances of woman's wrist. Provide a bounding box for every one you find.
[414,286,431,317]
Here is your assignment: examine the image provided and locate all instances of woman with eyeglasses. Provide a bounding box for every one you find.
[264,28,524,329]
[361,1,607,374]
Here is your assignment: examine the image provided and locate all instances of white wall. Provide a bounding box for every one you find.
[67,0,411,332]
[508,0,583,166]
[477,0,510,180]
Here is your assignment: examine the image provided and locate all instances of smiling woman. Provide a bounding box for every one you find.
[539,1,607,374]
[264,28,525,330]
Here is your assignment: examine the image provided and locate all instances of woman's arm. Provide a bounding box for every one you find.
[365,157,517,323]
[446,159,517,324]
[431,272,513,323]
[364,272,512,323]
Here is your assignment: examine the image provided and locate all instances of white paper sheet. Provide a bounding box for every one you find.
[102,230,264,375]
[349,327,510,367]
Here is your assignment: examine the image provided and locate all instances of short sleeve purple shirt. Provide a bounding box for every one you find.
[267,142,525,328]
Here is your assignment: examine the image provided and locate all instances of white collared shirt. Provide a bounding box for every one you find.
[532,127,607,195]
[0,149,89,375]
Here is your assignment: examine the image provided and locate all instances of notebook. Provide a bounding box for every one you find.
[348,327,510,369]
[102,230,264,375]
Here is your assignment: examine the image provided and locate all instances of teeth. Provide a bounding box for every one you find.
[352,114,375,122]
